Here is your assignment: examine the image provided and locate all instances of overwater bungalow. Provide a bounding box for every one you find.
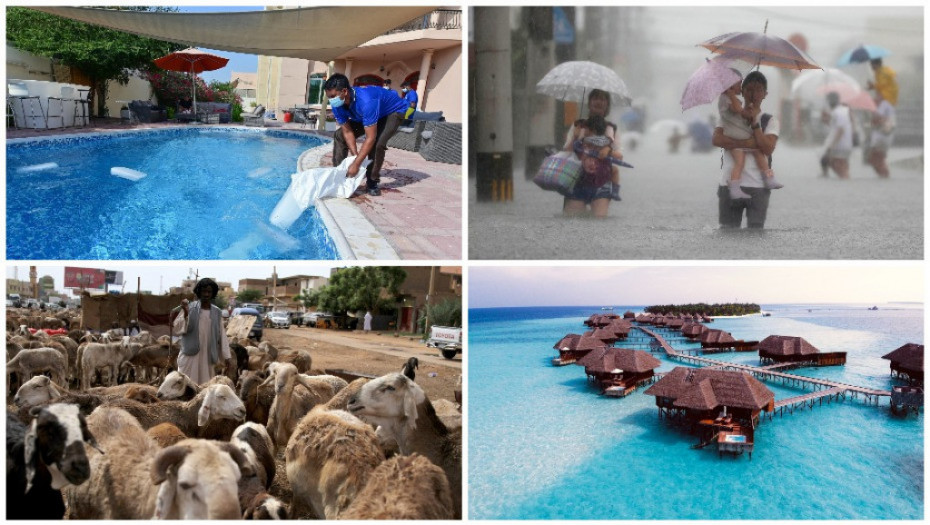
[653,316,668,327]
[634,313,654,323]
[882,343,924,385]
[577,347,662,396]
[758,335,847,367]
[665,318,685,329]
[584,313,619,327]
[681,322,707,339]
[608,319,632,336]
[552,334,606,366]
[644,367,774,458]
[623,311,636,319]
[700,329,758,352]
[890,385,923,415]
[588,326,620,345]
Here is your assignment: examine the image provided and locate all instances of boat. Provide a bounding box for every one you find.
[868,306,879,311]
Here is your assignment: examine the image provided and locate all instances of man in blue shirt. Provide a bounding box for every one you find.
[324,73,408,197]
[401,80,418,119]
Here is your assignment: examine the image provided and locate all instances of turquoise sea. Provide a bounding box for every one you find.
[468,304,924,519]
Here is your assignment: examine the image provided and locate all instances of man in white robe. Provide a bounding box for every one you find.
[172,278,233,385]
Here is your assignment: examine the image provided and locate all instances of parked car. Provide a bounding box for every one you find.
[301,311,332,328]
[266,311,290,329]
[426,325,463,359]
[231,307,263,341]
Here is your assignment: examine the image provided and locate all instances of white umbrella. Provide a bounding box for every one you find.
[790,68,861,100]
[536,60,632,109]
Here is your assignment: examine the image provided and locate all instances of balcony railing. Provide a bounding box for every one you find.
[386,9,461,34]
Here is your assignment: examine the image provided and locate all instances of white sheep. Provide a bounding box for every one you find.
[79,341,141,389]
[156,370,234,401]
[63,406,250,519]
[347,373,463,518]
[285,408,385,519]
[340,453,454,519]
[101,383,247,440]
[7,347,68,394]
[14,375,66,410]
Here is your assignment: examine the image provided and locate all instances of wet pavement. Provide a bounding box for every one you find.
[469,139,923,260]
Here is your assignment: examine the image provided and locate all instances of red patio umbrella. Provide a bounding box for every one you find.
[154,47,229,115]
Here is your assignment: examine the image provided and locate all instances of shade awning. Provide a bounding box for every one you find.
[29,6,438,61]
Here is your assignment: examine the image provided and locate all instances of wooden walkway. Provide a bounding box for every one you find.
[632,326,890,406]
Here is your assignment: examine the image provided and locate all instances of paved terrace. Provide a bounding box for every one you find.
[7,118,462,260]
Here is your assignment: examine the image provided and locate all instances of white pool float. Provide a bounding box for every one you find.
[17,162,59,173]
[111,167,147,181]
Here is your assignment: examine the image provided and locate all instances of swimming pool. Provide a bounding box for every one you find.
[7,127,340,260]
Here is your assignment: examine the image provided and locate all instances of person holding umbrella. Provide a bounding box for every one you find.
[324,73,409,197]
[867,90,895,178]
[562,89,622,218]
[867,58,898,106]
[712,71,779,229]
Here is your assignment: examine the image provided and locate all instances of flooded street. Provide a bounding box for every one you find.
[469,139,923,259]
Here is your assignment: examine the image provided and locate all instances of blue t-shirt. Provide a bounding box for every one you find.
[333,86,408,127]
[403,89,419,108]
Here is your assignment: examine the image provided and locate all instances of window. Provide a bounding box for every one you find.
[307,73,325,105]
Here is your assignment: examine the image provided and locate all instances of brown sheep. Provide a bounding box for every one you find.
[238,370,274,425]
[277,348,312,374]
[339,454,454,520]
[265,364,336,451]
[285,408,385,519]
[146,422,187,448]
[63,407,250,519]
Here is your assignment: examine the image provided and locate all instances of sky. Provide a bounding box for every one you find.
[7,263,336,297]
[174,6,262,84]
[468,266,924,308]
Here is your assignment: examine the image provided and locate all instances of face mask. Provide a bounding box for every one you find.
[329,94,345,108]
[402,88,409,93]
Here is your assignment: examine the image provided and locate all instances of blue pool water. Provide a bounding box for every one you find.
[469,304,924,519]
[7,128,338,259]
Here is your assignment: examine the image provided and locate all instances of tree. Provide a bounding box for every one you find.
[6,7,182,116]
[315,267,406,315]
[237,289,263,304]
[295,289,320,309]
[418,297,462,334]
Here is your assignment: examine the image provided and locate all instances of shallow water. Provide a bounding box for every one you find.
[7,128,338,259]
[469,304,924,519]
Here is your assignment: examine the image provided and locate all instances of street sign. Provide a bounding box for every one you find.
[553,7,574,44]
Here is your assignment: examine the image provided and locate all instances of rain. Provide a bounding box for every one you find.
[469,6,923,259]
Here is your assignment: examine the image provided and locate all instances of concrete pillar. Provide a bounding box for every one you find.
[524,7,556,180]
[475,7,514,202]
[416,49,434,109]
[344,59,354,83]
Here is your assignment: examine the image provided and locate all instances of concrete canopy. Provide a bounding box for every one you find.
[29,6,438,61]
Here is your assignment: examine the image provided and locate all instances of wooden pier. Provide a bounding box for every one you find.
[633,325,891,409]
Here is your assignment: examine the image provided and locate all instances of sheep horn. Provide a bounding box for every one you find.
[151,445,191,485]
[215,442,255,478]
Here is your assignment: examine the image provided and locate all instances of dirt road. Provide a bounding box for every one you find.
[262,326,461,403]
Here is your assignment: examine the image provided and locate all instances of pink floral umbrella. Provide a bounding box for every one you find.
[680,56,751,111]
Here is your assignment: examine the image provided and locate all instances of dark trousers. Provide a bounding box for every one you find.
[332,112,403,187]
[717,185,771,229]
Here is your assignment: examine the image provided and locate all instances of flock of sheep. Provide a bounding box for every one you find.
[6,311,462,520]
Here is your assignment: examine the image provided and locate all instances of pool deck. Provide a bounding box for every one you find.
[7,118,463,261]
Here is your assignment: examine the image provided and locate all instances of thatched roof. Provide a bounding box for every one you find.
[579,347,662,374]
[591,327,619,342]
[644,367,773,411]
[608,319,632,336]
[653,316,667,326]
[758,335,819,356]
[882,343,924,372]
[665,318,684,329]
[700,329,736,344]
[576,346,609,368]
[553,334,582,351]
[574,335,607,352]
[681,323,707,337]
[623,311,636,319]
